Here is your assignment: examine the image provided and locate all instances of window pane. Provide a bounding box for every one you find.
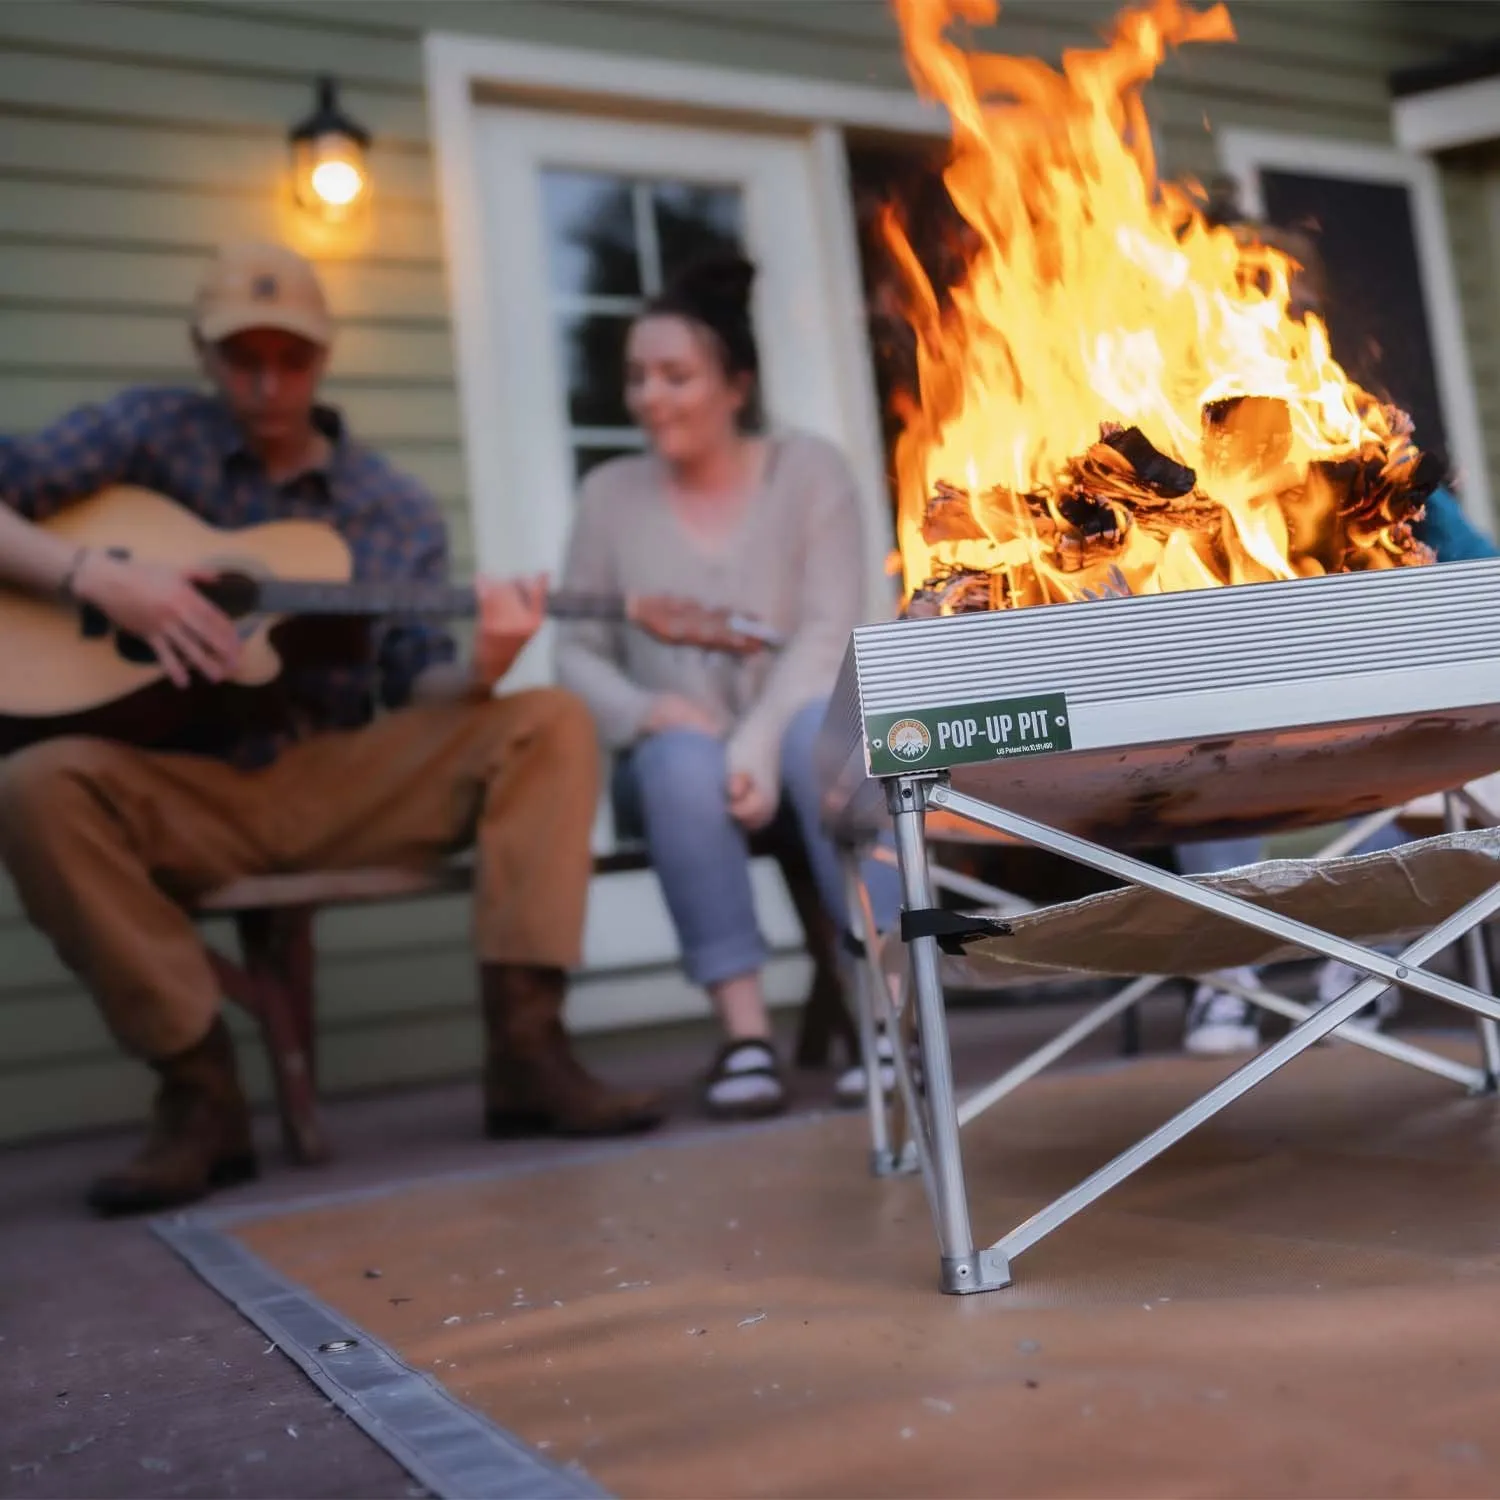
[540,170,642,298]
[573,445,641,484]
[1260,169,1448,463]
[560,312,632,427]
[652,183,744,285]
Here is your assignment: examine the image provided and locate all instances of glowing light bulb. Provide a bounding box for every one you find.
[311,158,363,208]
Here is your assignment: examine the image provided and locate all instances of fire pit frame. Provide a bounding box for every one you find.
[818,569,1500,1294]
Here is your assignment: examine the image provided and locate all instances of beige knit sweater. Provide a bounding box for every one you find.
[554,430,867,799]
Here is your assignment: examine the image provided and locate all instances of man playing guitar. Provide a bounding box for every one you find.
[0,240,664,1215]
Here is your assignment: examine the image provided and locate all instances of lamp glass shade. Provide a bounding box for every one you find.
[292,130,369,222]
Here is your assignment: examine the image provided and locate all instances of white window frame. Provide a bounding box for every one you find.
[422,33,947,617]
[1393,75,1500,156]
[1218,127,1493,532]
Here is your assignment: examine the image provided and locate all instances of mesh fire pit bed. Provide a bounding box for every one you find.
[816,558,1500,1295]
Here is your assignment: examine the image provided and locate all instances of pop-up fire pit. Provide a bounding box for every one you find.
[819,567,1500,1293]
[818,0,1500,1294]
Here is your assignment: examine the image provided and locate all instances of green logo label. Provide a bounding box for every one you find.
[865,693,1071,776]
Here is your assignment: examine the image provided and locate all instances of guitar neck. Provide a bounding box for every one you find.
[253,580,630,624]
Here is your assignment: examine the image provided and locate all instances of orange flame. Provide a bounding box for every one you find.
[887,0,1433,611]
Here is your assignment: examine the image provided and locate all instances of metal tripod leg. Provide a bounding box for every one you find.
[1447,794,1500,1091]
[844,860,922,1178]
[887,776,1010,1294]
[840,853,900,1175]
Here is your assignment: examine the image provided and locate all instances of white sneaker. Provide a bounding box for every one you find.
[834,1030,897,1108]
[1184,969,1261,1056]
[1313,958,1401,1030]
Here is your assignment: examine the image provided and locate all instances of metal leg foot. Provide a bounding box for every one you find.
[941,1249,1012,1294]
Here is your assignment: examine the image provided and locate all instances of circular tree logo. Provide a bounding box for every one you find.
[886,717,933,762]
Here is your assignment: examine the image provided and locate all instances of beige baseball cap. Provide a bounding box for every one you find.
[193,241,332,346]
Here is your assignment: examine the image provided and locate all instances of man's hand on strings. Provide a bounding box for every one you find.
[470,574,548,690]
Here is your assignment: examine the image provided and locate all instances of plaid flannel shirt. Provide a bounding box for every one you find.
[0,386,457,768]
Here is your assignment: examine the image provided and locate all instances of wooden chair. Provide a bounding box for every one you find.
[197,819,851,1165]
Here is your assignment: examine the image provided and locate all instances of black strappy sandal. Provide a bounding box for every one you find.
[703,1038,787,1121]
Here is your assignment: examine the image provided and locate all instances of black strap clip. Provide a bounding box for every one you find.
[900,907,1012,955]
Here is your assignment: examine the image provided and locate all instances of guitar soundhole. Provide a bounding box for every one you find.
[115,631,157,665]
[198,570,260,620]
[79,603,110,640]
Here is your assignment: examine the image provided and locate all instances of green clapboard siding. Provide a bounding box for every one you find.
[0,0,1495,1142]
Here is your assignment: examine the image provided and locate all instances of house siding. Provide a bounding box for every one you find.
[0,0,1493,1140]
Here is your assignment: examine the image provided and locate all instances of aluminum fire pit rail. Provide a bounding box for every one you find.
[819,557,1500,849]
[817,561,1500,1296]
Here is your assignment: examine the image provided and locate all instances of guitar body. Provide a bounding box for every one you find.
[0,487,352,754]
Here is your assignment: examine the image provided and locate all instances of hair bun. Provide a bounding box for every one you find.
[663,253,755,320]
[648,252,761,384]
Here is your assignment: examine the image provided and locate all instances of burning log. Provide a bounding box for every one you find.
[908,565,1013,615]
[1099,426,1197,498]
[920,479,990,545]
[1201,397,1293,482]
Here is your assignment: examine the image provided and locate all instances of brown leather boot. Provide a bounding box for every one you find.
[87,1017,258,1216]
[482,964,665,1138]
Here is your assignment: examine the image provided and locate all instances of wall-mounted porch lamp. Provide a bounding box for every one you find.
[290,75,371,224]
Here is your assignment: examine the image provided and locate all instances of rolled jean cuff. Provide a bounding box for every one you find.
[682,930,769,989]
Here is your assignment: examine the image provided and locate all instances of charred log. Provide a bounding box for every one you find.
[1100,425,1196,497]
[907,565,1011,615]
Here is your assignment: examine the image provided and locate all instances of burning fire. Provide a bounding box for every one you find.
[885,0,1443,614]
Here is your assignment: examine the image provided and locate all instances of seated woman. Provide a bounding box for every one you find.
[556,255,899,1120]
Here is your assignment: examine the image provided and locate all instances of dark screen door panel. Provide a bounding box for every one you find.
[1259,169,1449,465]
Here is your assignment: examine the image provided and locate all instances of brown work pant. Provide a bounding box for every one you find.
[0,688,599,1060]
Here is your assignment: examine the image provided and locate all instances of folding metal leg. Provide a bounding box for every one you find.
[956,973,1168,1128]
[886,776,1011,1293]
[994,886,1500,1263]
[844,865,938,1217]
[857,795,1471,1144]
[896,779,1500,1282]
[1216,975,1487,1091]
[1446,794,1500,1091]
[840,853,902,1176]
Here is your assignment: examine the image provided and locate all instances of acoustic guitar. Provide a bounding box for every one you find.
[0,486,781,754]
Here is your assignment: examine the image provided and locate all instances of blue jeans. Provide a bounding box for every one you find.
[618,699,902,987]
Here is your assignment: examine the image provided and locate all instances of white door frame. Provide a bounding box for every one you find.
[1218,127,1493,532]
[422,33,945,615]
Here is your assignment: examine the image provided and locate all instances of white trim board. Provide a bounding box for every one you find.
[1393,75,1500,155]
[1218,127,1493,533]
[424,32,945,140]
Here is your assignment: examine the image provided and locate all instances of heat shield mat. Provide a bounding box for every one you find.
[161,1046,1500,1498]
